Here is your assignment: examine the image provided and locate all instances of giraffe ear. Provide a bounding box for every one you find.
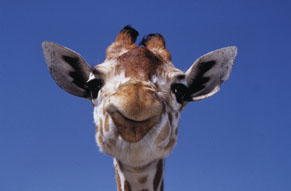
[42,41,92,98]
[185,46,237,101]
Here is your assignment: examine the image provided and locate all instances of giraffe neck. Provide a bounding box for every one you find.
[114,158,164,191]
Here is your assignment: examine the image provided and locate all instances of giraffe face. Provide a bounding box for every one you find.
[90,48,185,166]
[42,26,237,167]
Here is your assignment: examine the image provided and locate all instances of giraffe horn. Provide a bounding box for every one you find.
[140,33,171,62]
[106,26,139,60]
[115,25,139,45]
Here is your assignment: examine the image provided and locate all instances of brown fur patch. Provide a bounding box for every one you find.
[98,118,104,146]
[106,43,136,60]
[138,176,148,184]
[97,135,104,146]
[124,180,132,191]
[104,115,109,132]
[113,82,162,121]
[175,128,178,136]
[106,26,138,60]
[153,160,164,191]
[95,125,98,133]
[99,118,103,134]
[155,123,170,145]
[115,169,122,191]
[141,34,171,62]
[116,47,163,81]
[165,138,176,151]
[115,33,134,45]
[152,48,171,63]
[142,34,166,50]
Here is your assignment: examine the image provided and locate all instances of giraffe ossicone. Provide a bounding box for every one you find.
[42,25,237,191]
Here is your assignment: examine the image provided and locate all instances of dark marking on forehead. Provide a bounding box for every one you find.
[116,47,163,80]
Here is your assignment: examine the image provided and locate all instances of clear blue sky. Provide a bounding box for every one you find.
[1,0,291,191]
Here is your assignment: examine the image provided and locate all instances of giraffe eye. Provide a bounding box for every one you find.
[171,83,188,104]
[87,79,103,99]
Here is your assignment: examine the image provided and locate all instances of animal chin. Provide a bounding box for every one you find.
[109,111,160,143]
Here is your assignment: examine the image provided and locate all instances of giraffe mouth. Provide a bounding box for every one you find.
[106,105,161,143]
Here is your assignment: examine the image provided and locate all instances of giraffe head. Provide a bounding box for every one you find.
[42,26,237,167]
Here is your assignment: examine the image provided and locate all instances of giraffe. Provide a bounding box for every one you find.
[42,26,237,191]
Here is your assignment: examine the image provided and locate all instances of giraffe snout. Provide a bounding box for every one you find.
[106,82,163,142]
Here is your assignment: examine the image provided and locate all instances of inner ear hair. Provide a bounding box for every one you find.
[42,41,92,98]
[187,60,216,95]
[185,46,237,101]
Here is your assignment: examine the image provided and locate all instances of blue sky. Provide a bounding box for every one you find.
[1,0,291,191]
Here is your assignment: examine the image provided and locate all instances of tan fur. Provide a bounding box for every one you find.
[115,168,122,191]
[106,30,137,60]
[142,35,171,63]
[164,138,176,151]
[116,47,163,81]
[104,114,109,132]
[109,81,162,121]
[106,43,136,60]
[98,118,104,146]
[99,118,103,131]
[95,125,98,133]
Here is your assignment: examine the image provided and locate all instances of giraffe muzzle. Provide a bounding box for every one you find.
[106,81,163,142]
